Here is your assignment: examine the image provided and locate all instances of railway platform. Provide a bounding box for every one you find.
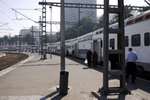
[0,53,149,100]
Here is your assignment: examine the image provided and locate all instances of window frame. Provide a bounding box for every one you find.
[144,32,150,46]
[131,34,141,47]
[110,38,115,48]
[125,36,129,47]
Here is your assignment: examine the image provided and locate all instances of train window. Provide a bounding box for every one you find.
[101,40,103,48]
[125,36,129,47]
[145,13,150,19]
[144,32,150,46]
[135,16,143,23]
[126,20,133,25]
[131,34,141,46]
[110,39,115,48]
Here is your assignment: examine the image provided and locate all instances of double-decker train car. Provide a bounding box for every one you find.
[77,32,93,59]
[48,10,150,71]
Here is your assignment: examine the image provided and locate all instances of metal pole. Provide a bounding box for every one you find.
[78,7,80,37]
[41,0,47,59]
[59,0,69,96]
[60,0,65,71]
[118,0,126,89]
[19,35,21,53]
[39,16,41,55]
[103,0,109,93]
[50,6,52,59]
[9,34,10,52]
[32,26,34,53]
[78,7,80,24]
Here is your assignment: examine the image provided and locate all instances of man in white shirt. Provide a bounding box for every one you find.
[126,48,138,84]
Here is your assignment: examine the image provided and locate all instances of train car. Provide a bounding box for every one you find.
[91,10,150,71]
[50,10,150,71]
[77,32,93,59]
[92,29,103,63]
[124,10,150,71]
[71,38,79,57]
[55,42,61,54]
[47,43,55,53]
[65,40,72,56]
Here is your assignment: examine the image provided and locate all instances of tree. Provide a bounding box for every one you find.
[97,15,104,29]
[23,34,35,45]
[109,6,135,25]
[65,17,97,40]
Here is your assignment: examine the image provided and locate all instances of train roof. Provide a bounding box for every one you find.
[125,9,150,26]
[78,31,94,42]
[65,37,78,43]
[54,10,150,44]
[91,10,150,39]
[109,10,150,29]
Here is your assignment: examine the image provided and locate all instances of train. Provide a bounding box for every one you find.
[47,10,150,72]
[0,45,38,52]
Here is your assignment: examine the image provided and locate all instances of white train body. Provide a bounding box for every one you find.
[48,10,150,71]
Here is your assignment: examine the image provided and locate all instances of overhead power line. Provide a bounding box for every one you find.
[0,0,11,9]
[0,23,8,27]
[14,8,42,12]
[0,0,22,29]
[11,8,38,23]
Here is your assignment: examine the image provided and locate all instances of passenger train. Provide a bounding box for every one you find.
[47,10,150,71]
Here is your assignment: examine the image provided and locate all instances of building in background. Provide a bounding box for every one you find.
[65,0,97,29]
[19,26,39,45]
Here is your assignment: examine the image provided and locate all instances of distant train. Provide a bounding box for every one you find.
[47,10,150,72]
[0,45,38,52]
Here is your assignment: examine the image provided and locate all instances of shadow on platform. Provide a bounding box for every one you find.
[66,56,150,94]
[66,56,103,73]
[105,93,126,100]
[40,90,65,100]
[92,91,126,100]
[126,79,150,93]
[21,63,60,67]
[21,63,80,68]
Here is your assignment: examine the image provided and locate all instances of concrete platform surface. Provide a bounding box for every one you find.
[0,53,149,100]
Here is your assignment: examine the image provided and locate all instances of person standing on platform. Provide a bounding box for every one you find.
[92,50,98,67]
[72,49,74,57]
[126,48,138,84]
[109,47,119,70]
[86,49,92,67]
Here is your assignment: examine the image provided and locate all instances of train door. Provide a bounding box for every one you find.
[93,39,102,62]
[98,39,103,62]
[74,43,78,56]
[93,40,98,52]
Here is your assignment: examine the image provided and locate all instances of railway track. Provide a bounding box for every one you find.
[0,53,28,71]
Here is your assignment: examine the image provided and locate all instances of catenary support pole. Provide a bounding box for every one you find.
[103,0,109,93]
[59,0,69,96]
[60,0,65,71]
[50,6,52,59]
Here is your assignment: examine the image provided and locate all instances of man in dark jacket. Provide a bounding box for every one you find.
[86,49,92,67]
[92,50,98,67]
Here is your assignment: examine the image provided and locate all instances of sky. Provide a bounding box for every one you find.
[0,0,149,37]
